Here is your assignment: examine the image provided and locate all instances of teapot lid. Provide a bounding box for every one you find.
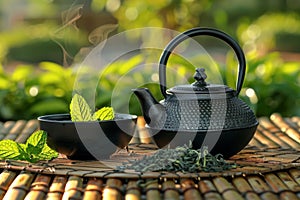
[167,68,235,97]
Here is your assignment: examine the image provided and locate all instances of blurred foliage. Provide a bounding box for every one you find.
[248,54,300,116]
[0,0,299,120]
[0,62,74,120]
[0,50,299,121]
[225,52,300,117]
[237,13,300,53]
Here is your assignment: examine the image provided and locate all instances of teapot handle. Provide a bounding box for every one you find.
[159,27,246,97]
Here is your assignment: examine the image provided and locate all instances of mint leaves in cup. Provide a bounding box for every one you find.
[70,93,115,121]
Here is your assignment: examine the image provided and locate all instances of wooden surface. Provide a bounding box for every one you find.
[0,113,299,199]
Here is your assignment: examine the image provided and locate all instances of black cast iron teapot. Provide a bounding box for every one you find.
[133,27,258,158]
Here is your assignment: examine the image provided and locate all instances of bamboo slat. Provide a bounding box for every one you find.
[145,179,161,200]
[198,180,223,200]
[213,177,235,193]
[277,171,300,192]
[3,120,26,141]
[232,177,253,194]
[260,192,280,200]
[0,121,15,140]
[251,128,278,149]
[291,116,300,127]
[289,169,300,185]
[279,192,299,200]
[125,180,140,200]
[2,172,34,200]
[181,179,201,200]
[82,178,103,200]
[46,176,67,200]
[62,176,83,200]
[270,114,300,148]
[24,174,52,200]
[258,127,289,148]
[0,170,17,199]
[102,178,122,200]
[248,137,264,148]
[243,192,261,200]
[15,120,39,143]
[247,175,271,193]
[213,177,244,200]
[275,115,300,144]
[247,175,281,200]
[137,116,152,144]
[265,173,288,193]
[162,180,180,200]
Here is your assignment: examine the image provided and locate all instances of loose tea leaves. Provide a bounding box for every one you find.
[118,142,237,173]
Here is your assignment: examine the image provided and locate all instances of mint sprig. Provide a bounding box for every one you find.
[70,93,114,121]
[0,130,58,163]
[70,93,93,121]
[92,107,114,121]
[0,140,24,160]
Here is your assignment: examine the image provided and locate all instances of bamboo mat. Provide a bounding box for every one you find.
[0,114,299,199]
[0,113,299,178]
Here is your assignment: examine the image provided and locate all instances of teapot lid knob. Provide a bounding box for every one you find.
[193,68,207,87]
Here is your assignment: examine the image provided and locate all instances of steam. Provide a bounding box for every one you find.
[51,4,117,66]
[74,24,118,63]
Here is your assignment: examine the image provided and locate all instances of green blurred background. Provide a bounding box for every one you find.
[0,0,299,121]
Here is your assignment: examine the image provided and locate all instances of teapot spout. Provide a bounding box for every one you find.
[132,88,165,127]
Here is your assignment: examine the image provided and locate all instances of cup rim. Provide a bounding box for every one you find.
[37,113,138,123]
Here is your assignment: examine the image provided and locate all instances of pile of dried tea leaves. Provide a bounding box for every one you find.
[118,142,237,173]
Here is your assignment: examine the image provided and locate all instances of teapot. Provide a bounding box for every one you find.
[133,27,258,158]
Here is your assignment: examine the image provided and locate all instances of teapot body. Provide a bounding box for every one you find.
[148,90,258,159]
[158,93,258,132]
[133,27,258,158]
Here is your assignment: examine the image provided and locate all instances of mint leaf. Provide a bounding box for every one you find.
[38,144,59,160]
[25,130,47,155]
[0,140,23,160]
[0,130,58,163]
[70,94,93,121]
[17,143,31,161]
[69,93,115,122]
[25,130,58,162]
[93,107,115,121]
